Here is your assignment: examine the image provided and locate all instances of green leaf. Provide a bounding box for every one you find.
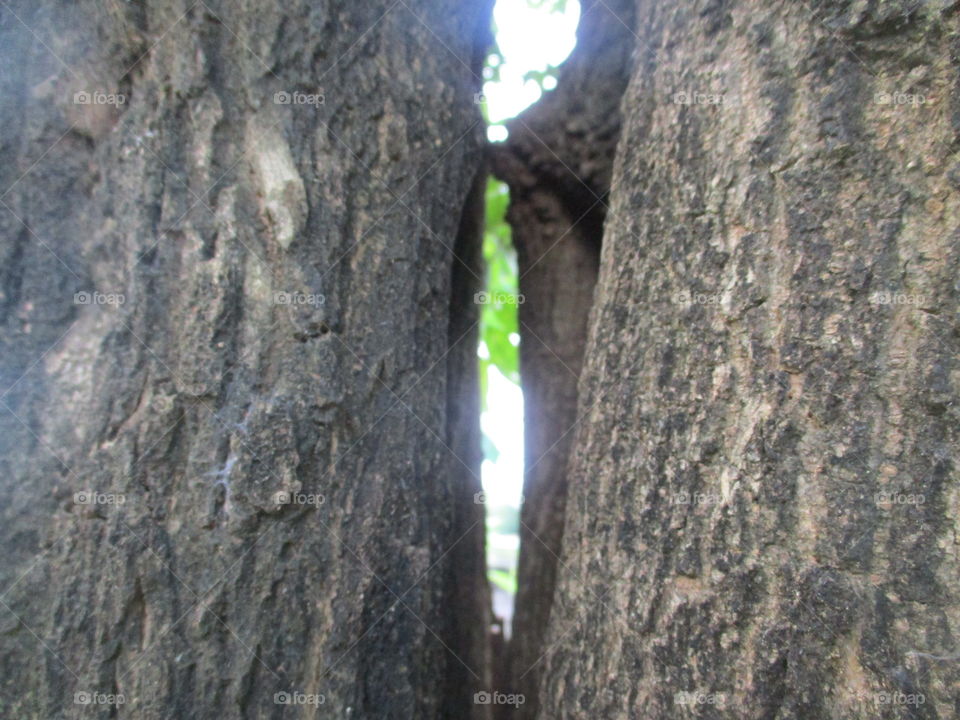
[488,567,518,594]
[479,179,521,394]
[526,0,568,12]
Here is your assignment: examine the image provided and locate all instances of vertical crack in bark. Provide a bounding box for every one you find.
[488,2,636,716]
[443,167,495,720]
[440,5,497,717]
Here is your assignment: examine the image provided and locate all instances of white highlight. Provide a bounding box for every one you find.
[484,0,581,141]
[481,365,525,507]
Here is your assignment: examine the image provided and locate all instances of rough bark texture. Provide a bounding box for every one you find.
[489,1,635,716]
[541,1,960,718]
[5,1,960,718]
[0,1,493,718]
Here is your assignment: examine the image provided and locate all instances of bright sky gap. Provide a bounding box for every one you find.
[479,0,580,632]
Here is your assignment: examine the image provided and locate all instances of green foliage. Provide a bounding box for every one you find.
[489,567,518,594]
[523,64,560,89]
[526,0,569,12]
[479,178,520,415]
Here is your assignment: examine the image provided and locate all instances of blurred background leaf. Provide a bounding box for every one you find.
[479,178,520,419]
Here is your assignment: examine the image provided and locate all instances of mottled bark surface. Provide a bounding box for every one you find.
[489,1,635,716]
[541,1,960,718]
[0,1,492,718]
[5,1,960,718]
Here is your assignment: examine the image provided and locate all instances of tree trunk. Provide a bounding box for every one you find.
[540,1,960,718]
[4,1,960,719]
[0,1,493,718]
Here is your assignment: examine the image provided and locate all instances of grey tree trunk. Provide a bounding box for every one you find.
[4,1,959,719]
[539,1,960,718]
[0,1,493,718]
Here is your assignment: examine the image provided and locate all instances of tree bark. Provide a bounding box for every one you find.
[540,1,960,718]
[4,1,960,719]
[0,1,493,718]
